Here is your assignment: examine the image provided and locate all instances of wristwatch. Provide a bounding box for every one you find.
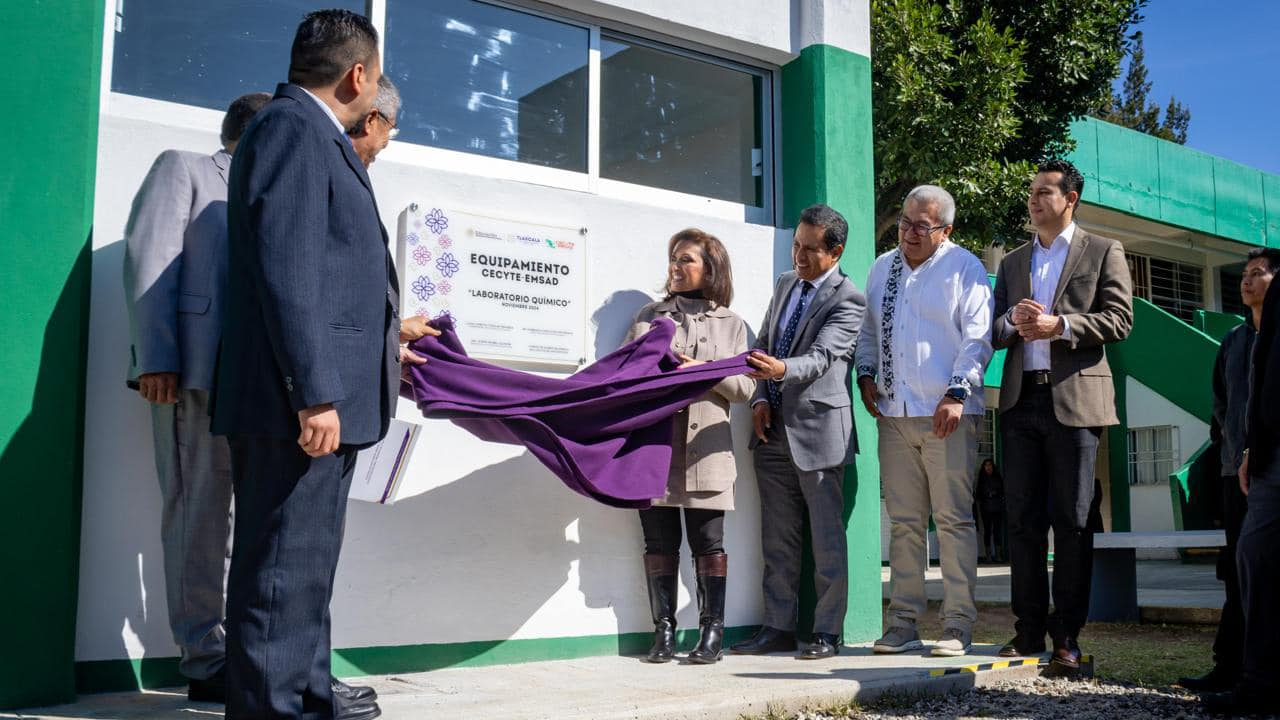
[944,386,969,403]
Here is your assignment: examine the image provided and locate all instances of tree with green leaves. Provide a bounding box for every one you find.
[1094,31,1191,144]
[872,0,1145,252]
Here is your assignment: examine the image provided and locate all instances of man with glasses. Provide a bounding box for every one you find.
[350,75,399,167]
[992,159,1132,672]
[855,185,993,657]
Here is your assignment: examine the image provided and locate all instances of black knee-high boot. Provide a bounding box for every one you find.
[643,554,679,663]
[688,553,727,664]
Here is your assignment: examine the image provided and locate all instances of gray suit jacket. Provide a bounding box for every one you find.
[992,226,1133,427]
[751,269,866,471]
[123,148,231,392]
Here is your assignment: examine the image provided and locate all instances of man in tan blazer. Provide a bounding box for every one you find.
[992,159,1133,672]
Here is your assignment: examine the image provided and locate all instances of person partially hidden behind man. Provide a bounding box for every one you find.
[1179,248,1278,695]
[729,204,866,660]
[122,91,269,703]
[1202,251,1280,715]
[349,75,399,168]
[992,159,1133,672]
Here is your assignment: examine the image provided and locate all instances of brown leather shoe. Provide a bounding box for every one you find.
[1050,636,1082,670]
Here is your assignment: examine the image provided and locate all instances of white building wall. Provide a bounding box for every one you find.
[77,0,873,664]
[1124,377,1210,559]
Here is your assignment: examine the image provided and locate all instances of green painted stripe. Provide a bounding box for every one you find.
[75,626,763,694]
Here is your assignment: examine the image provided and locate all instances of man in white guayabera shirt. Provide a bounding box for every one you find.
[854,185,993,658]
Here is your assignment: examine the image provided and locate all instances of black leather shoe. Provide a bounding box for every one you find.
[332,676,377,704]
[335,699,382,720]
[1176,666,1236,693]
[799,633,840,660]
[729,626,796,655]
[1049,636,1082,670]
[187,669,226,704]
[1202,686,1280,715]
[998,633,1046,658]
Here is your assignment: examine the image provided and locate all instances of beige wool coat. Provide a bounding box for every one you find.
[625,296,755,510]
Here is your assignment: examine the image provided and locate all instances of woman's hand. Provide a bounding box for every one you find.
[676,353,705,369]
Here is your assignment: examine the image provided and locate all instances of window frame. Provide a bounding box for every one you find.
[100,0,779,226]
[1126,425,1181,487]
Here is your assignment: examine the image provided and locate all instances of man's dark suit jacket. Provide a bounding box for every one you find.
[1248,279,1280,475]
[212,83,399,446]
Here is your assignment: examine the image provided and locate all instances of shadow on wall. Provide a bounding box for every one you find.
[72,238,187,695]
[0,242,92,710]
[334,451,647,673]
[591,290,654,361]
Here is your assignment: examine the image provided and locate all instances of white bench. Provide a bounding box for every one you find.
[1089,530,1226,622]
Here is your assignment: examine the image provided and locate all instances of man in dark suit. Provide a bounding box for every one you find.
[212,10,412,720]
[123,92,269,703]
[729,204,866,660]
[992,159,1133,671]
[1204,259,1280,714]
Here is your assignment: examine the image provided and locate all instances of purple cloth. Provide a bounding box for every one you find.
[403,316,751,508]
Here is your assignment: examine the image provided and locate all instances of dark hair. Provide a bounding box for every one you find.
[798,204,848,251]
[220,92,272,145]
[1247,247,1280,274]
[664,228,734,307]
[288,9,379,88]
[1036,158,1085,207]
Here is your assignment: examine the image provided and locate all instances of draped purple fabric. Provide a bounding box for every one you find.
[402,316,752,508]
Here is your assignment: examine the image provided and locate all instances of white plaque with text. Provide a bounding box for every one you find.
[397,205,587,366]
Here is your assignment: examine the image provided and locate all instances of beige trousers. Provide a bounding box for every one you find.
[879,415,978,632]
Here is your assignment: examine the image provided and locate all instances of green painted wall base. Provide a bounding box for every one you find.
[74,627,763,695]
[780,44,881,642]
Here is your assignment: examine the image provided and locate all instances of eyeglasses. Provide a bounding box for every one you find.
[897,215,948,236]
[371,110,399,140]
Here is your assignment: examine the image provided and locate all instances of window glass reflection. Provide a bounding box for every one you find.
[600,37,765,206]
[386,0,589,172]
[111,0,363,110]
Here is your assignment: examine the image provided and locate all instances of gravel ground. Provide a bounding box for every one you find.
[792,676,1228,720]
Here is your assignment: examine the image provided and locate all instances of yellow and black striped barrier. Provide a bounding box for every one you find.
[927,655,1094,677]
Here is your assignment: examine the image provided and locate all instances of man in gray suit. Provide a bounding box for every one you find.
[730,204,866,660]
[992,159,1133,671]
[122,92,269,701]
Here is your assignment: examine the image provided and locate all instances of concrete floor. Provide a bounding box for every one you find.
[1,645,1044,720]
[4,560,1217,720]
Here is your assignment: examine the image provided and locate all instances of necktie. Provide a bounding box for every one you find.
[768,280,814,409]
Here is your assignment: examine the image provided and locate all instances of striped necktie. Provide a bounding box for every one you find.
[767,280,814,409]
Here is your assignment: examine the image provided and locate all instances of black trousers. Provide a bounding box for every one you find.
[980,507,1005,560]
[225,437,357,720]
[638,506,725,557]
[1238,464,1280,690]
[1213,473,1247,674]
[1001,384,1101,641]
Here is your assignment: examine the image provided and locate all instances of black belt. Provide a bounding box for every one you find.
[1023,370,1052,386]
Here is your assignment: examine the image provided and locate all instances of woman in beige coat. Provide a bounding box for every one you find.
[625,229,754,664]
